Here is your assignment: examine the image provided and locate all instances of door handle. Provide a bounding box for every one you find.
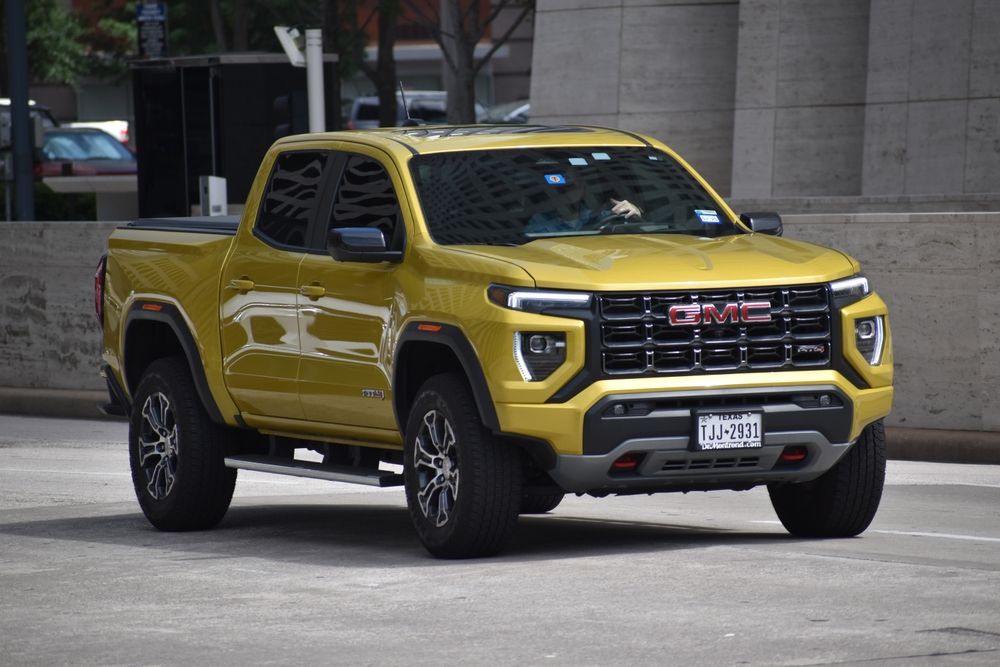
[227,278,255,293]
[299,283,326,300]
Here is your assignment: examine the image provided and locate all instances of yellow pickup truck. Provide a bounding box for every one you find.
[96,125,893,558]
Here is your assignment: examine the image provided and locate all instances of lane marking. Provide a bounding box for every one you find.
[0,468,130,476]
[0,468,303,485]
[751,520,1000,544]
[887,481,1000,490]
[871,529,1000,544]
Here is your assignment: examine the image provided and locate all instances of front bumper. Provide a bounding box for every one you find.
[549,429,852,494]
[495,370,892,494]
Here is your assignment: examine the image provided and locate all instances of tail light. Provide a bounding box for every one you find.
[94,254,107,324]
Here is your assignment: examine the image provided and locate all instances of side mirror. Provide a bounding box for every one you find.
[739,212,783,237]
[327,227,403,263]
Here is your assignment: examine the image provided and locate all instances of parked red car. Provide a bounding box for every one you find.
[35,127,136,177]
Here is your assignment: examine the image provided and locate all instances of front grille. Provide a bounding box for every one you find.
[598,285,831,377]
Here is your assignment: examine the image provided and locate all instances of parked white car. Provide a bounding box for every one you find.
[68,120,130,145]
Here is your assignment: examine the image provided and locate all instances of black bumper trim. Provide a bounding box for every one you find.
[582,385,853,456]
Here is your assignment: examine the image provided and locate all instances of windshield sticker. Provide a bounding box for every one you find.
[591,152,611,161]
[695,209,721,224]
[544,173,567,185]
[568,157,588,166]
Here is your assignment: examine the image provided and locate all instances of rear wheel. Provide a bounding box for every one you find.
[403,374,521,558]
[769,420,886,537]
[129,356,236,531]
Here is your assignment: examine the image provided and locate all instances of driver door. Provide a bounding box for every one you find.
[296,149,404,430]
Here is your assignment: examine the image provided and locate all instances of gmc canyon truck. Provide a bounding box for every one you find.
[97,125,893,558]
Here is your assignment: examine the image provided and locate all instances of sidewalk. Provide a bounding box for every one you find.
[1,387,998,465]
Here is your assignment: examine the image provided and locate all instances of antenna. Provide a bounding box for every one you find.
[398,81,419,127]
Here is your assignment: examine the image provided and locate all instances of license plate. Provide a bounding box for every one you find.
[695,411,762,451]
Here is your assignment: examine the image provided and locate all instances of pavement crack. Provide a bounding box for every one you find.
[799,648,998,665]
[918,627,1000,639]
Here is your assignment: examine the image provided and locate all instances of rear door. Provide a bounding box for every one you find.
[220,149,333,420]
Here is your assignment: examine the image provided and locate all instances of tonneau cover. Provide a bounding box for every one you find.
[126,216,240,235]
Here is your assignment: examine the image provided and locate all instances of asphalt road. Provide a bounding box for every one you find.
[1,415,999,666]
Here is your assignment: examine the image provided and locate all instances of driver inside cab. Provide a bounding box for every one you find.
[524,174,642,234]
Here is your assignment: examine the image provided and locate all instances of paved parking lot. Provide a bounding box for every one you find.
[2,415,999,665]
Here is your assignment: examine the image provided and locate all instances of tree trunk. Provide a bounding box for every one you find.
[209,0,228,51]
[440,0,477,124]
[376,3,399,127]
[232,6,250,52]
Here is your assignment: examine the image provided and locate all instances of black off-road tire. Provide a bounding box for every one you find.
[520,491,565,515]
[403,373,522,558]
[769,420,886,538]
[129,356,236,531]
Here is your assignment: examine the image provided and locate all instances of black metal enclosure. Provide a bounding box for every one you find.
[131,54,339,218]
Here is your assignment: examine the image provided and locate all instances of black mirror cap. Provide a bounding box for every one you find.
[739,211,783,237]
[327,227,403,263]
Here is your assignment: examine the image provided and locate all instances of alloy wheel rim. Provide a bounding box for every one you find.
[413,409,460,527]
[138,392,179,500]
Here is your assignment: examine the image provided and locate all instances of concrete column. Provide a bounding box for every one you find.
[862,0,1000,196]
[733,0,870,198]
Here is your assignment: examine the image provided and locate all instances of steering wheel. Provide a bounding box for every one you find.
[580,212,639,233]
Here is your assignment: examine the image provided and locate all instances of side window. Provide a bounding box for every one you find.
[329,155,403,250]
[256,151,329,249]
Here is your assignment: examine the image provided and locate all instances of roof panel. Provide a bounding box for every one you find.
[274,124,652,156]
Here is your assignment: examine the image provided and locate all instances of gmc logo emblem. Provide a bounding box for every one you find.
[668,301,772,326]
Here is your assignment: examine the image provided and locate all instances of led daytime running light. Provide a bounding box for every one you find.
[506,290,591,311]
[830,275,869,300]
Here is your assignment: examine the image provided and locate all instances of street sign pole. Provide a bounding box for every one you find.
[275,26,326,133]
[305,29,326,133]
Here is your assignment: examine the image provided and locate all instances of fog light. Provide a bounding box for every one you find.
[779,446,808,463]
[611,453,643,472]
[855,316,885,366]
[513,332,566,381]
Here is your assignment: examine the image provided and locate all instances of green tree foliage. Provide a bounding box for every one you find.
[0,0,87,90]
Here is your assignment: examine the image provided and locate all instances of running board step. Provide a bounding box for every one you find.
[224,455,404,487]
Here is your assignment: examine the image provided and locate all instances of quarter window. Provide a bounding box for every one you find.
[256,151,329,249]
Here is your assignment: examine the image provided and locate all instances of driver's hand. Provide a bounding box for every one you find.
[610,198,642,219]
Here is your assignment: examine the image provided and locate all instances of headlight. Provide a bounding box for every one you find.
[854,316,885,366]
[830,274,870,306]
[487,285,591,316]
[513,332,566,382]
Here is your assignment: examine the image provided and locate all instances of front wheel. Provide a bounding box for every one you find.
[403,374,521,558]
[129,356,236,531]
[769,420,886,537]
[520,491,564,514]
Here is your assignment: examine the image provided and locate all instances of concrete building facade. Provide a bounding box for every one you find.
[530,0,1000,199]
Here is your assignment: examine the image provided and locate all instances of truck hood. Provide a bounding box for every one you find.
[451,233,858,291]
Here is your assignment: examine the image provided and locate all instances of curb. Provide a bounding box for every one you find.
[0,387,123,421]
[885,427,1000,466]
[1,388,998,465]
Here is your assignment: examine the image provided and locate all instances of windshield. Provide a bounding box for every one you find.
[411,147,740,246]
[42,130,134,161]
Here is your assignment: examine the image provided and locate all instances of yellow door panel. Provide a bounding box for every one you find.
[297,149,406,430]
[297,249,397,428]
[220,236,305,419]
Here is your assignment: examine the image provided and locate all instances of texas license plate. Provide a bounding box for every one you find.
[695,412,763,451]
